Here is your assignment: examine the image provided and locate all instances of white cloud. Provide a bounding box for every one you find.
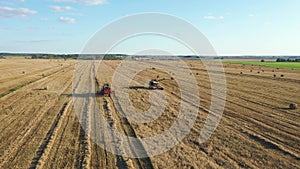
[204,15,216,19]
[53,0,107,6]
[248,14,255,17]
[0,6,37,18]
[14,39,54,43]
[0,1,13,5]
[50,6,73,12]
[204,15,224,20]
[40,17,49,21]
[69,12,85,16]
[0,0,25,5]
[59,16,76,23]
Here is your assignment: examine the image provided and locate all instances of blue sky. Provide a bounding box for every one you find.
[0,0,300,55]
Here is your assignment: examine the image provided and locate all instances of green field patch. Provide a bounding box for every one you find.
[223,60,300,70]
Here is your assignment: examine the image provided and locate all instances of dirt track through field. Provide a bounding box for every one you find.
[75,61,154,169]
[103,96,154,169]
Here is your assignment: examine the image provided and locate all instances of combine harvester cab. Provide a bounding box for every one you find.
[98,83,111,96]
[149,79,164,90]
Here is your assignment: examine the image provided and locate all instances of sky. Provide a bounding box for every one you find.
[0,0,300,55]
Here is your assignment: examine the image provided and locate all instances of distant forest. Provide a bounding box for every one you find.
[276,58,300,62]
[0,53,126,60]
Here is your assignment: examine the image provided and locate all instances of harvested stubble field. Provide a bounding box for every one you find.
[0,58,299,169]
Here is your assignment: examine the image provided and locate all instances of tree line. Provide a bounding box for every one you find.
[0,53,126,60]
[276,58,300,62]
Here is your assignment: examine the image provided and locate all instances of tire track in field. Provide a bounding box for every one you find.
[0,68,73,168]
[0,65,59,94]
[186,65,300,84]
[194,80,300,131]
[208,90,300,159]
[98,61,300,168]
[95,62,153,168]
[106,96,154,169]
[77,99,92,169]
[0,104,55,168]
[129,61,300,163]
[241,128,300,161]
[224,106,300,158]
[0,65,72,99]
[93,72,129,169]
[29,100,71,169]
[48,103,74,169]
[200,85,300,142]
[149,61,299,102]
[101,62,182,168]
[93,97,110,169]
[172,85,300,156]
[75,62,97,169]
[164,70,299,142]
[0,66,73,132]
[98,97,129,169]
[0,102,67,168]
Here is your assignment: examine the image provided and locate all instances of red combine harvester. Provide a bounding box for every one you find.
[98,83,111,96]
